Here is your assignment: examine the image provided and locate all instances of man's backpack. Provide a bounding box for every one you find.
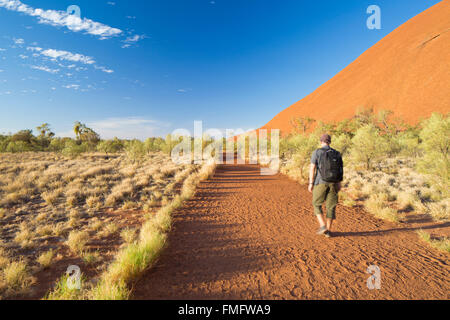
[318,148,344,183]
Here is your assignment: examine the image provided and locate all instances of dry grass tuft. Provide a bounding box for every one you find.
[120,228,137,244]
[100,223,119,238]
[42,189,63,206]
[37,250,55,269]
[66,231,89,255]
[1,260,35,297]
[417,230,450,253]
[364,194,399,222]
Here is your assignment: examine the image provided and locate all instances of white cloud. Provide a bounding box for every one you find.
[26,46,42,52]
[18,54,28,59]
[0,0,122,39]
[125,35,144,43]
[88,117,170,140]
[107,2,116,6]
[0,48,6,51]
[31,65,59,74]
[28,47,95,64]
[26,46,113,74]
[13,38,24,45]
[121,34,146,48]
[62,84,80,90]
[94,65,114,73]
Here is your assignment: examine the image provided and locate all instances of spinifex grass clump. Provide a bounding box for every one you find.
[417,230,450,253]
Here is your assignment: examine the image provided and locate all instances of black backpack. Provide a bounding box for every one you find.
[317,148,344,183]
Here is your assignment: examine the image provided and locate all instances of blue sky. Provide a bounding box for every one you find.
[0,0,441,139]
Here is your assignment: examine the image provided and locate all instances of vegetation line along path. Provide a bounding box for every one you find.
[133,163,449,300]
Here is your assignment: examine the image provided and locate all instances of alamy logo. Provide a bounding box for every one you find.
[66,265,81,290]
[67,5,81,18]
[366,265,381,290]
[170,121,280,176]
[367,5,381,30]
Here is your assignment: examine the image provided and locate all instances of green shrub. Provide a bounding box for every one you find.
[5,141,34,153]
[97,138,124,154]
[417,113,449,183]
[49,138,67,152]
[61,140,87,158]
[145,137,166,153]
[124,140,146,163]
[288,134,319,180]
[350,124,388,170]
[332,134,352,157]
[395,130,421,157]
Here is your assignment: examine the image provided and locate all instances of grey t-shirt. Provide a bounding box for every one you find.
[311,146,331,185]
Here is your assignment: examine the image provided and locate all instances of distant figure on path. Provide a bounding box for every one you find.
[308,134,344,238]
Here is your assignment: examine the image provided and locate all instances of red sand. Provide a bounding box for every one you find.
[262,1,450,135]
[133,163,450,299]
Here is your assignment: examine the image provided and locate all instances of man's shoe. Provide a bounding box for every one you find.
[324,231,332,238]
[316,226,327,235]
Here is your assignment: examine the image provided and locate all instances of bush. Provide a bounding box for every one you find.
[6,141,34,153]
[62,140,87,158]
[283,134,319,181]
[124,140,146,163]
[395,130,421,157]
[332,134,352,157]
[144,137,166,153]
[97,138,124,154]
[49,138,67,152]
[350,124,388,170]
[417,113,449,183]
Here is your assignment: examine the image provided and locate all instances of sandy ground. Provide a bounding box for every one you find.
[133,163,450,300]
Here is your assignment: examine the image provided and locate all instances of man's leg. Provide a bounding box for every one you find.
[313,184,327,229]
[325,183,339,231]
[326,218,333,231]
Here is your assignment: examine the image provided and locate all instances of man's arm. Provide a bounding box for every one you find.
[308,163,316,193]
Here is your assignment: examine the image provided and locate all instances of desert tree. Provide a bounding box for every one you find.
[36,123,54,138]
[73,121,100,149]
[332,134,352,157]
[36,123,55,149]
[11,130,34,144]
[124,140,146,163]
[350,123,388,170]
[290,117,316,134]
[353,106,375,127]
[97,138,124,154]
[417,113,449,184]
[73,121,82,140]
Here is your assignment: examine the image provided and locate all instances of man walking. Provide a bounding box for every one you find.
[308,134,344,238]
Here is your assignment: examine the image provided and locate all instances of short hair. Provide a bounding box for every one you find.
[320,134,332,144]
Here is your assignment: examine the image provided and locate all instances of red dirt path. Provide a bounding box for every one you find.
[133,163,450,300]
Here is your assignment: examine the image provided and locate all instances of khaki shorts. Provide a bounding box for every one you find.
[312,183,339,220]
